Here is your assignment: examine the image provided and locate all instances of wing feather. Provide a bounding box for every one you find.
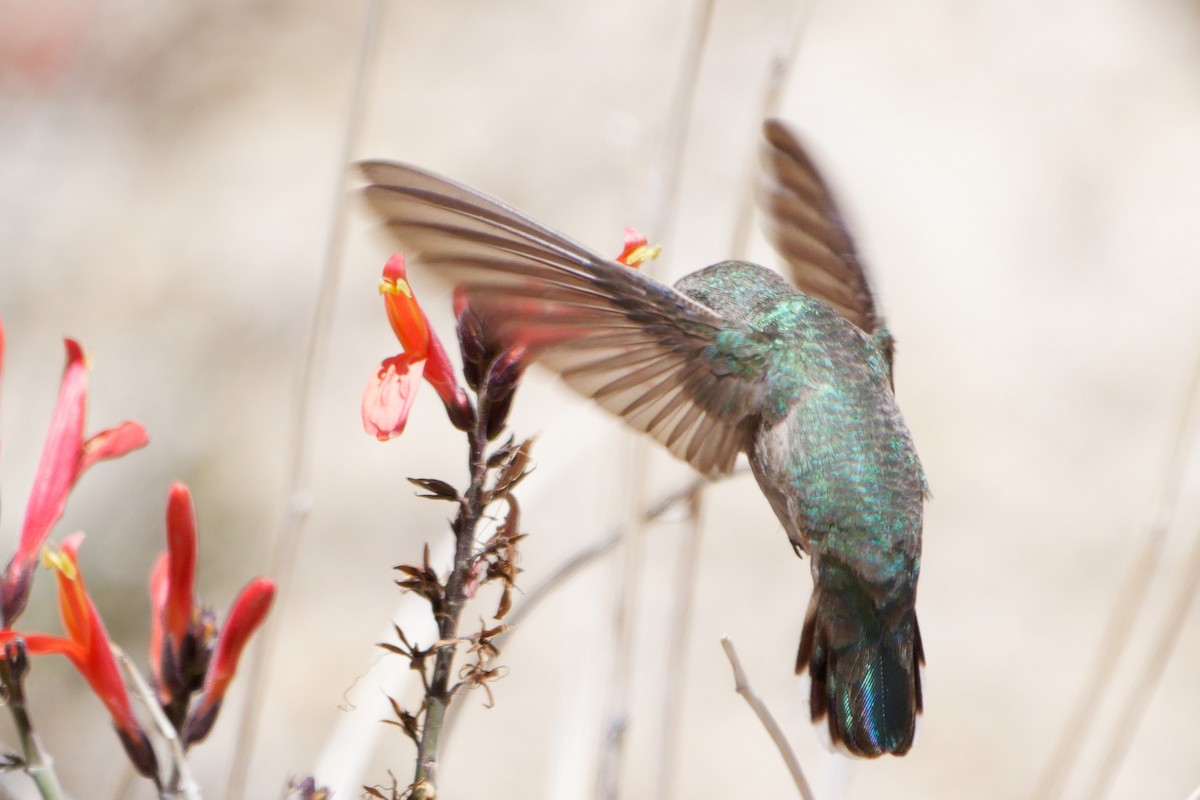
[758,119,885,336]
[359,160,773,477]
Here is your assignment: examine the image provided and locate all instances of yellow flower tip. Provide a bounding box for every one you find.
[614,228,662,269]
[378,276,415,299]
[42,546,78,580]
[624,244,661,269]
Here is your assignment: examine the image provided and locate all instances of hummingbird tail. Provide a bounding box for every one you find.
[796,584,924,757]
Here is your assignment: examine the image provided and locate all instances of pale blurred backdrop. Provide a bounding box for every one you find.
[1,1,1199,798]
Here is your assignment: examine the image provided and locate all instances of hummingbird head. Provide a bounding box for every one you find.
[673,260,793,322]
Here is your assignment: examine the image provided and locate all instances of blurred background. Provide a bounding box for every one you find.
[2,0,1199,798]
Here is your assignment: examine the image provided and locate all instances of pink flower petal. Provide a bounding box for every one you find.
[617,227,648,263]
[147,552,168,688]
[79,420,148,474]
[15,339,87,563]
[362,354,425,440]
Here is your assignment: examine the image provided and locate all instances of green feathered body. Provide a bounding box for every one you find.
[678,261,926,756]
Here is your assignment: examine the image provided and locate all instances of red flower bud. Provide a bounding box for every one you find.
[163,483,198,645]
[184,578,274,745]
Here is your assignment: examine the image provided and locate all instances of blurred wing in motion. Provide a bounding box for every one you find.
[758,118,887,339]
[358,161,774,477]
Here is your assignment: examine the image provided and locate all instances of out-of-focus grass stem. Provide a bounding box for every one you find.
[224,1,385,798]
[1035,343,1200,799]
[596,1,715,797]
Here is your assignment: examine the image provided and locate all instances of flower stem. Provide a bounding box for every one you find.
[411,408,489,797]
[112,645,201,800]
[1,646,68,800]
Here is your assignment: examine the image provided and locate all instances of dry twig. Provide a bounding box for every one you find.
[719,637,815,800]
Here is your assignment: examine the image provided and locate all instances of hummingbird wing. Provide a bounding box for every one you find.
[758,119,886,338]
[359,161,774,478]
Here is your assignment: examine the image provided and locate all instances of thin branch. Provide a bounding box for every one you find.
[719,637,814,800]
[410,418,492,797]
[0,646,67,800]
[317,469,738,796]
[312,543,448,799]
[112,646,200,800]
[224,2,385,798]
[1034,344,1200,800]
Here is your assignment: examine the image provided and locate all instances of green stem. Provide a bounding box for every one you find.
[1,652,68,800]
[412,403,490,798]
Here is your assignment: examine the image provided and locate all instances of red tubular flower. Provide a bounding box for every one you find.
[149,481,267,742]
[183,578,275,745]
[163,483,197,645]
[0,535,158,778]
[0,339,148,625]
[363,254,472,439]
[8,341,87,606]
[148,482,201,703]
[615,227,661,269]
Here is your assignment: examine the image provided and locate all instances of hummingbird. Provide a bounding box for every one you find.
[358,119,926,757]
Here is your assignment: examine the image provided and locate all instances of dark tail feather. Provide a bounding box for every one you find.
[796,584,924,757]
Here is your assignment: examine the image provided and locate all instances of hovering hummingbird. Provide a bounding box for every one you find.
[358,119,926,757]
